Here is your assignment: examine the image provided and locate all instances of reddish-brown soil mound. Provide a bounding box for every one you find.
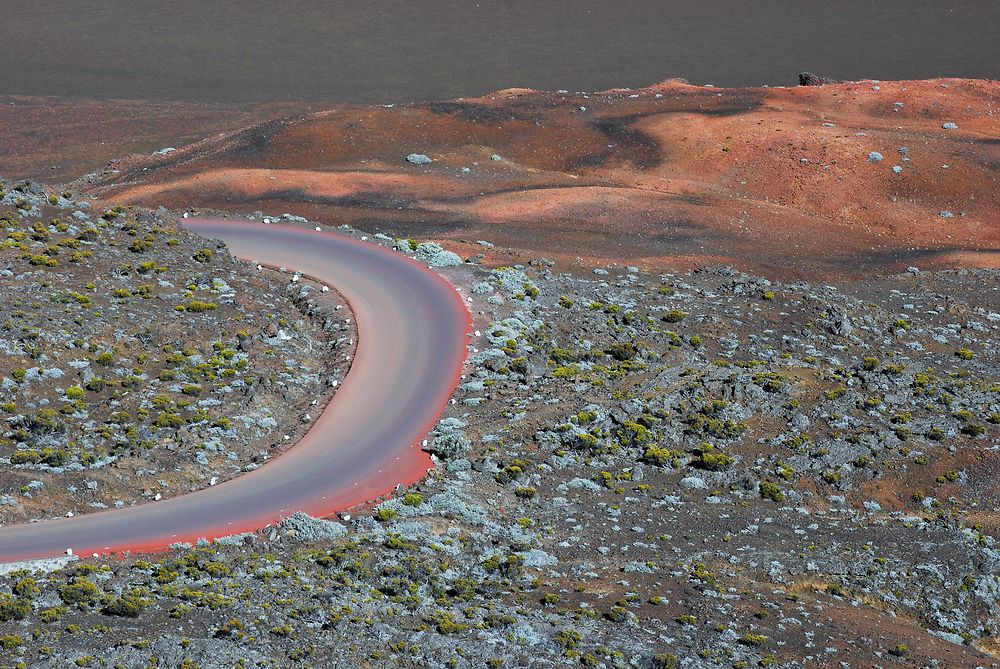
[84,78,999,279]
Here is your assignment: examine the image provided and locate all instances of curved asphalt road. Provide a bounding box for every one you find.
[0,220,470,562]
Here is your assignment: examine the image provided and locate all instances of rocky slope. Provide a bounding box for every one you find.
[0,181,354,524]
[79,77,1000,279]
[0,219,996,668]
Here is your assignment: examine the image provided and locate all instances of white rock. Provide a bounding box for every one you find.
[406,153,432,165]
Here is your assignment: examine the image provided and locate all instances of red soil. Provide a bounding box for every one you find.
[83,78,999,279]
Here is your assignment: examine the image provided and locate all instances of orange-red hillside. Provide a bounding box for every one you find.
[86,78,999,279]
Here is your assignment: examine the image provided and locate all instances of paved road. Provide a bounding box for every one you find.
[0,220,470,562]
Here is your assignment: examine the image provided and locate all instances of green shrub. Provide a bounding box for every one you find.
[426,611,468,634]
[151,394,172,409]
[652,654,679,669]
[13,577,40,599]
[642,445,676,467]
[154,413,185,429]
[0,596,30,621]
[606,342,638,361]
[215,619,244,638]
[10,451,42,465]
[553,629,581,649]
[753,371,784,392]
[759,480,785,502]
[38,606,66,623]
[60,579,101,606]
[184,300,218,313]
[691,446,735,471]
[28,254,58,266]
[961,423,986,437]
[926,427,946,441]
[85,377,106,392]
[102,590,152,617]
[374,508,396,522]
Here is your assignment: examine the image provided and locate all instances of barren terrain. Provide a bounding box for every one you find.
[0,96,317,184]
[0,221,997,667]
[74,78,1000,279]
[0,182,354,524]
[0,76,997,668]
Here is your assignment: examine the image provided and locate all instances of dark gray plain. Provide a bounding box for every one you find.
[0,1,997,103]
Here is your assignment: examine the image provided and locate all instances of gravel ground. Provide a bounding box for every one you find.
[0,208,996,667]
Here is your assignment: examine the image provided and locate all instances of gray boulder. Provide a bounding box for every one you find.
[406,153,432,165]
[278,512,348,542]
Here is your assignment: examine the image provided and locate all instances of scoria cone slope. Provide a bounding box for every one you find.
[85,78,999,279]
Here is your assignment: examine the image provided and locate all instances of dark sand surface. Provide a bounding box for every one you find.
[1,1,997,104]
